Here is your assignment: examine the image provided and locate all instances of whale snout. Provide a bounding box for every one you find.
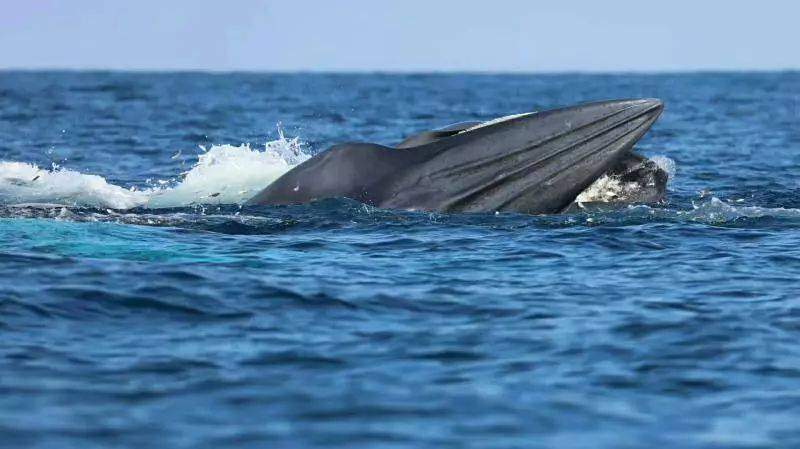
[630,98,664,129]
[635,98,663,112]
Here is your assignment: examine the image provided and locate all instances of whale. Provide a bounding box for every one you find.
[247,99,665,214]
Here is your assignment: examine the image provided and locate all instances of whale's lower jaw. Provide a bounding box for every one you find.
[247,99,665,215]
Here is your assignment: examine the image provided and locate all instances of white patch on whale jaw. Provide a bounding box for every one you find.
[574,155,675,206]
[574,175,640,204]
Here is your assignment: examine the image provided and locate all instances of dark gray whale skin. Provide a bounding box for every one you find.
[247,99,664,214]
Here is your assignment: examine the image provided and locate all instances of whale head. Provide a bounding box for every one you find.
[380,99,664,213]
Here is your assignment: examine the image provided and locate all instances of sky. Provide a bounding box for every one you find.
[1,0,798,72]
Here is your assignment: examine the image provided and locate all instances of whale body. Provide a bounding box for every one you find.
[248,99,665,214]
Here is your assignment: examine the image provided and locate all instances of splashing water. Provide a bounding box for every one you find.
[0,132,309,210]
[146,135,308,208]
[649,155,677,179]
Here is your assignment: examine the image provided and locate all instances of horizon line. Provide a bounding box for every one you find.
[2,67,799,76]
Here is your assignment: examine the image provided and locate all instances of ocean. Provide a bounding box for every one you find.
[1,71,799,448]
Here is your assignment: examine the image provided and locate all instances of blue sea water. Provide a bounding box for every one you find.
[1,71,800,448]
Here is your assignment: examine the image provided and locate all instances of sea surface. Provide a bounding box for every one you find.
[1,71,799,448]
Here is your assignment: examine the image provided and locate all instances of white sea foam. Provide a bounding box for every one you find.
[0,131,309,210]
[682,197,800,222]
[0,161,148,209]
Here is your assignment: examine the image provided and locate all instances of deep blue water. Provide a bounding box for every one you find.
[1,71,800,448]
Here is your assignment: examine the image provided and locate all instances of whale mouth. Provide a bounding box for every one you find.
[458,99,664,213]
[384,99,665,214]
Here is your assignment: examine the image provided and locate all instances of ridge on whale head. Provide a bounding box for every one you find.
[247,99,665,214]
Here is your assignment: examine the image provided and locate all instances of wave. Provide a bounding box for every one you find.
[0,130,309,210]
